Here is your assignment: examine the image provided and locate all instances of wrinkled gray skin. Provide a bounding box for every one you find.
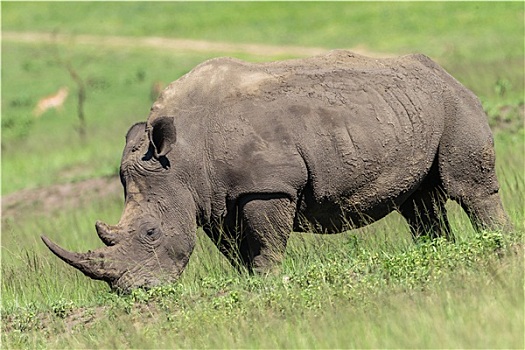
[42,50,511,292]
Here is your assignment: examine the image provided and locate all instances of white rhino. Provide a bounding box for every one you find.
[42,51,511,291]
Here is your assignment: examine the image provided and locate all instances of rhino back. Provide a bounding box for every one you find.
[149,51,450,227]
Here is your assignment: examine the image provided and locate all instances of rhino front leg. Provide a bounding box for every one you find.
[239,195,296,274]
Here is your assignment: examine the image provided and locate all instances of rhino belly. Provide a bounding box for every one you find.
[294,124,437,234]
[294,167,423,233]
[289,89,441,233]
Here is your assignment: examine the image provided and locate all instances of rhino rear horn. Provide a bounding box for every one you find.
[149,116,176,159]
[95,221,120,246]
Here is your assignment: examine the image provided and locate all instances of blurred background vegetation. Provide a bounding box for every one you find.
[2,1,523,194]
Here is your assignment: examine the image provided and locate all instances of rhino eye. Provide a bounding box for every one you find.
[146,228,159,236]
[144,227,162,241]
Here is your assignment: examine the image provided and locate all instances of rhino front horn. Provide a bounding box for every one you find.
[41,235,115,282]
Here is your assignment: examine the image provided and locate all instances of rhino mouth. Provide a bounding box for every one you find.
[112,271,162,292]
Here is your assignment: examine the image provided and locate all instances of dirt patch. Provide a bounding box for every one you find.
[3,31,390,58]
[3,304,109,335]
[1,176,121,219]
[62,305,109,333]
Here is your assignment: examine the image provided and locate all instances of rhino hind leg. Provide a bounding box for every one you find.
[399,162,453,241]
[238,194,296,274]
[438,119,511,232]
[457,192,511,232]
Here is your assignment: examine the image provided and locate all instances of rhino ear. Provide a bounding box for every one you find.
[149,116,176,158]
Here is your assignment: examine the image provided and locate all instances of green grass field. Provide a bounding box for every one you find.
[2,2,524,348]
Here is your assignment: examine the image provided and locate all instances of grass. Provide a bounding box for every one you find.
[2,201,523,348]
[1,2,524,348]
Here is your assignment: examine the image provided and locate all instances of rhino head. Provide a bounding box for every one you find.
[42,117,198,292]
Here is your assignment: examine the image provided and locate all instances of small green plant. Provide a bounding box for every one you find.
[1,113,34,143]
[495,78,511,98]
[50,299,74,319]
[6,303,41,333]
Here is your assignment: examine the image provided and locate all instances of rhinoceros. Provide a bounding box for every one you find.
[42,50,510,291]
